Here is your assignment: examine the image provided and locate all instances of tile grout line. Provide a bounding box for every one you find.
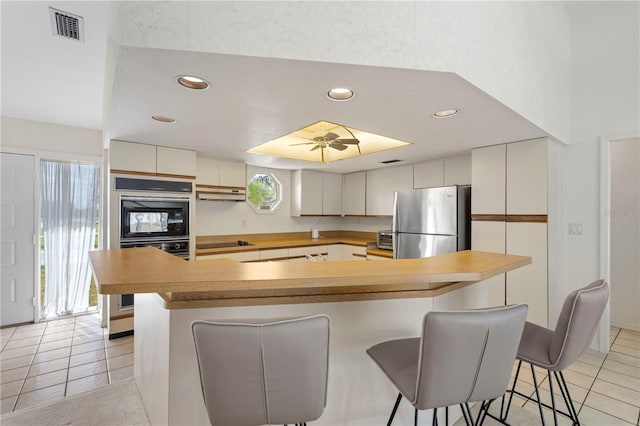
[62,317,76,397]
[576,327,640,425]
[11,321,49,412]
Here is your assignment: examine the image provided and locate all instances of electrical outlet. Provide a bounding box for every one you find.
[568,223,584,235]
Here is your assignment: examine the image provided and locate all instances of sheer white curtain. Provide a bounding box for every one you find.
[40,160,99,318]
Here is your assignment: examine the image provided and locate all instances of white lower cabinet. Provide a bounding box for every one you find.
[340,245,367,261]
[197,251,259,262]
[506,222,548,327]
[327,245,342,261]
[288,245,328,262]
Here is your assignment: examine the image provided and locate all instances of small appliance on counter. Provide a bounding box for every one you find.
[377,230,393,250]
[393,185,471,259]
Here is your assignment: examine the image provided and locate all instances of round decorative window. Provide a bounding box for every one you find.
[247,172,282,213]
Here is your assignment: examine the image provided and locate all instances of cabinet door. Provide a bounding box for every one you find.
[366,165,413,216]
[413,159,443,189]
[471,221,506,307]
[506,222,548,327]
[343,172,366,216]
[301,170,323,215]
[196,157,220,186]
[156,147,196,178]
[322,173,343,215]
[219,161,246,188]
[506,138,547,214]
[110,140,156,174]
[444,155,471,186]
[291,170,323,216]
[471,145,506,215]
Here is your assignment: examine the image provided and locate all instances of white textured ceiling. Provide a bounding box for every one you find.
[107,46,546,173]
[1,1,108,130]
[2,1,547,173]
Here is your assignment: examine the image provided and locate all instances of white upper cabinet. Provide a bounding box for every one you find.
[506,138,548,214]
[109,140,196,178]
[322,172,343,215]
[219,161,246,188]
[471,144,506,215]
[291,170,341,216]
[413,159,444,188]
[157,147,196,177]
[343,172,366,216]
[366,165,413,216]
[443,155,471,186]
[196,156,246,188]
[109,140,156,174]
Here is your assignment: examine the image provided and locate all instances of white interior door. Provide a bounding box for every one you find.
[1,153,36,325]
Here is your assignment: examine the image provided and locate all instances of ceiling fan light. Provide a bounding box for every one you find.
[152,115,176,123]
[327,88,354,101]
[433,109,459,118]
[177,75,210,90]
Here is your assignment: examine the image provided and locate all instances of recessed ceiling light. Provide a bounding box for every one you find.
[177,75,209,90]
[327,88,354,101]
[433,109,459,118]
[152,115,176,123]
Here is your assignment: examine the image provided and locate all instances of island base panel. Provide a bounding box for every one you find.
[134,280,494,425]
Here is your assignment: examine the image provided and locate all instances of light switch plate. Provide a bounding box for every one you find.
[568,223,584,235]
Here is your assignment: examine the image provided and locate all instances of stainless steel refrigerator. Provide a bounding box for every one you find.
[393,185,471,259]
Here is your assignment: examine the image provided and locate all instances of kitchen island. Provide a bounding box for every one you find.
[89,248,530,425]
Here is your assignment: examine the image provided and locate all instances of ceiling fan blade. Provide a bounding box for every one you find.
[324,132,340,140]
[335,138,360,144]
[330,143,348,151]
[310,145,320,151]
[289,142,316,146]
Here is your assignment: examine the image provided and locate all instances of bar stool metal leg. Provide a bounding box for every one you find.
[530,364,546,426]
[387,392,402,426]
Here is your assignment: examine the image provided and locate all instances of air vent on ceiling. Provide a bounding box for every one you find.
[380,159,403,164]
[49,7,84,42]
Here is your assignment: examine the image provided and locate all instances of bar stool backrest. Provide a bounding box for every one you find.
[549,279,609,371]
[414,304,528,410]
[192,315,330,426]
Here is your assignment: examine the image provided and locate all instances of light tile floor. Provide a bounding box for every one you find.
[0,314,133,414]
[507,326,640,425]
[1,317,639,425]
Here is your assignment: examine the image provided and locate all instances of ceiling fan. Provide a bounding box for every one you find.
[289,128,361,162]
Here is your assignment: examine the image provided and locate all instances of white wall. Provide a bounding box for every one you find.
[1,116,103,157]
[561,1,640,304]
[115,1,572,144]
[610,139,640,330]
[195,164,391,236]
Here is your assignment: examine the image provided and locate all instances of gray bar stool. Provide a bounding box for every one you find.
[501,279,609,426]
[367,304,528,426]
[192,315,330,426]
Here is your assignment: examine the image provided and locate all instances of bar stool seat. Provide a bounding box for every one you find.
[367,305,528,426]
[192,315,330,426]
[502,279,609,426]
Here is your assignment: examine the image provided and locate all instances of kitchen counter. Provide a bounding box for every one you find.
[93,248,532,425]
[195,230,375,256]
[89,248,530,308]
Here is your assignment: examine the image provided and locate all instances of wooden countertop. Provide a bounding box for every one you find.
[89,248,530,309]
[195,234,373,256]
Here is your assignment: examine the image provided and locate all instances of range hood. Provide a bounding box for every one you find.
[196,186,246,201]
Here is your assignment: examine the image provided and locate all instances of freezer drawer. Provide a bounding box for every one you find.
[394,233,458,259]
